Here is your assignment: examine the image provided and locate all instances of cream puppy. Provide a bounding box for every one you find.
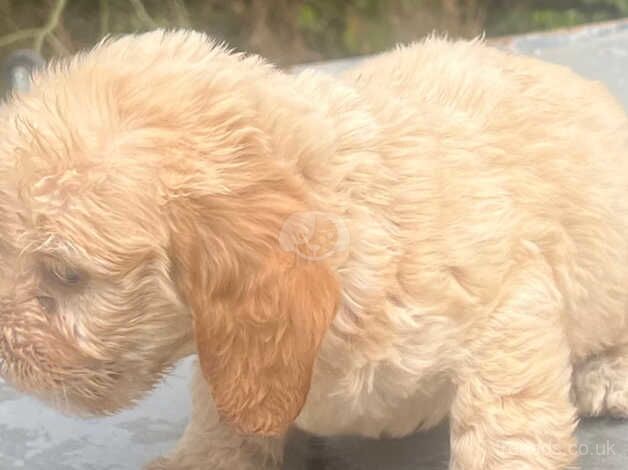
[0,30,627,470]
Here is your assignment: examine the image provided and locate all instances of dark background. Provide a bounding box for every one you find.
[1,0,628,67]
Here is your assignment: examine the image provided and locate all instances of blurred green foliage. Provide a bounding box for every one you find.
[1,0,628,65]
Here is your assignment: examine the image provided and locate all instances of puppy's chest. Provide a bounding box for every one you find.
[294,244,464,437]
[296,357,455,438]
[295,304,459,438]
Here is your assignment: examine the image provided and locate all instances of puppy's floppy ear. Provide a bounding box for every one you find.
[168,174,339,436]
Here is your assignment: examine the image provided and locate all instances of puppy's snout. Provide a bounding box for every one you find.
[0,270,39,313]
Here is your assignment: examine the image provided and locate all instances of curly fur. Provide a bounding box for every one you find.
[0,30,627,469]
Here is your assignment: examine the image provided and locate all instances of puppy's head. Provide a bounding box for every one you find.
[0,31,339,435]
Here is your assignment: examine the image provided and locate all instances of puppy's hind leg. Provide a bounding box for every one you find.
[573,344,628,418]
[145,362,283,470]
[450,248,578,470]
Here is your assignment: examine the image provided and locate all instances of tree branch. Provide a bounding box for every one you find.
[48,33,70,55]
[34,0,69,53]
[129,0,158,29]
[100,0,110,37]
[0,28,40,49]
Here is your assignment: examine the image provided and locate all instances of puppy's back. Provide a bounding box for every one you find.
[342,39,628,358]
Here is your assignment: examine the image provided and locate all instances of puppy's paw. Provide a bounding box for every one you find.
[573,356,628,418]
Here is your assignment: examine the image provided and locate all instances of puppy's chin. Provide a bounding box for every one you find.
[0,314,174,417]
[4,363,171,417]
[0,263,193,418]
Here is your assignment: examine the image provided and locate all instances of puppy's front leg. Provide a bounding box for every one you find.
[450,250,578,470]
[145,362,283,470]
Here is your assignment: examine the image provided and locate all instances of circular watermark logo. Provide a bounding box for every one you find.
[279,211,349,261]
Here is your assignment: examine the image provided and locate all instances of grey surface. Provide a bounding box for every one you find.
[3,21,628,469]
[0,359,193,470]
[511,22,628,108]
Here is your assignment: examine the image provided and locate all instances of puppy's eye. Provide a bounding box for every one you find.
[51,264,82,285]
[42,258,84,286]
